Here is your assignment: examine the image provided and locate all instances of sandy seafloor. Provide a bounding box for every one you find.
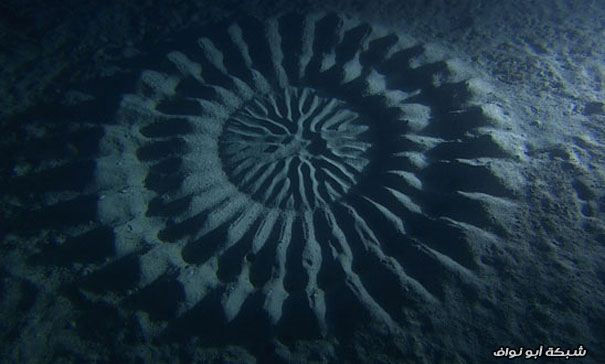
[0,0,604,363]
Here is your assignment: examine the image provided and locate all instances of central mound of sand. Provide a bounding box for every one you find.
[220,86,371,210]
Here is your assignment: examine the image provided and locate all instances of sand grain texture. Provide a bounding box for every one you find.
[0,1,604,363]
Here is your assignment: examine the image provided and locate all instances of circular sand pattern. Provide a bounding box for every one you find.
[220,86,371,210]
[91,12,523,341]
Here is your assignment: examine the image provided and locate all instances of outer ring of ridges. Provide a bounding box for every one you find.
[88,11,524,345]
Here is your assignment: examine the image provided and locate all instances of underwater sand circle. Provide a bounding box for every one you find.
[92,12,521,340]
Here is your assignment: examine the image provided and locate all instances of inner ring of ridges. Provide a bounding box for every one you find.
[218,86,373,211]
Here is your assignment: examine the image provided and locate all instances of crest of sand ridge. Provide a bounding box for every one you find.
[93,12,523,338]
